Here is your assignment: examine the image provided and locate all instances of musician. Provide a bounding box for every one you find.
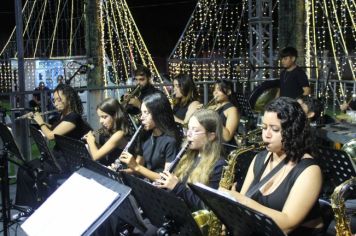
[82,98,130,166]
[119,92,182,181]
[277,47,311,99]
[172,74,201,125]
[156,109,226,210]
[220,97,323,235]
[297,95,323,124]
[340,98,356,111]
[213,79,240,149]
[28,81,52,111]
[125,65,161,114]
[15,84,91,208]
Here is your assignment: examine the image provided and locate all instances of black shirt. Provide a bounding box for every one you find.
[171,158,226,211]
[127,84,161,115]
[97,133,125,166]
[216,102,238,151]
[53,112,91,151]
[173,103,189,120]
[138,133,178,173]
[280,66,309,99]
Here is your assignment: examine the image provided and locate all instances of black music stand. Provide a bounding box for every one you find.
[0,123,34,236]
[315,146,356,197]
[235,93,257,135]
[21,167,131,236]
[54,134,147,232]
[189,183,285,236]
[122,173,203,236]
[29,126,62,174]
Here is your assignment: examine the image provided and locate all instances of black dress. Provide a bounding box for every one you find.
[15,112,91,208]
[249,151,323,236]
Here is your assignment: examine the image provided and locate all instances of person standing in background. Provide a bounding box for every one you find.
[277,47,310,99]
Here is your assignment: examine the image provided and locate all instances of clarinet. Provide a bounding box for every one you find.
[166,141,191,173]
[113,124,143,171]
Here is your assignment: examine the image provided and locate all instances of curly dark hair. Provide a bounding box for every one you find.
[264,97,311,163]
[97,98,130,136]
[54,84,83,115]
[143,92,182,144]
[173,74,199,106]
[297,95,323,122]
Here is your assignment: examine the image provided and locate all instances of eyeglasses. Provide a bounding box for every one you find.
[186,129,206,136]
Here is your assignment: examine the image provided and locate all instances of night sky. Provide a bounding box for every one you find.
[0,0,197,59]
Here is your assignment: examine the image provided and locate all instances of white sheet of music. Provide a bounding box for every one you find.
[194,183,237,202]
[21,172,119,236]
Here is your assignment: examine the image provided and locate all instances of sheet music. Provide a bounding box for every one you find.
[22,172,119,236]
[194,183,237,202]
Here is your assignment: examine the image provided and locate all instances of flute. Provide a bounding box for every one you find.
[81,128,105,141]
[15,110,57,120]
[112,124,143,171]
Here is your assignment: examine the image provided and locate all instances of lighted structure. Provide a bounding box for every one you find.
[0,0,165,94]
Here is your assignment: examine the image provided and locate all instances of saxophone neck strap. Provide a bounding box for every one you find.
[245,153,286,198]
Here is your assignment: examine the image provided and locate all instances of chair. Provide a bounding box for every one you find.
[314,146,356,197]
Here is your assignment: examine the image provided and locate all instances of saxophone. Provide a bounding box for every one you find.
[331,177,356,236]
[194,142,266,236]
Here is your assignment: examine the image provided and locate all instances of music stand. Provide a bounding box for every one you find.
[0,123,34,236]
[54,134,92,173]
[29,126,62,174]
[315,146,356,197]
[189,183,285,236]
[54,134,147,232]
[122,173,203,236]
[21,167,131,236]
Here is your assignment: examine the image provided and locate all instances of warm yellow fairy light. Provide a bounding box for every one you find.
[50,0,62,58]
[33,0,48,58]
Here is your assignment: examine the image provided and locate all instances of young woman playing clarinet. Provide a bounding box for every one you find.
[220,97,323,236]
[172,74,201,125]
[155,109,226,210]
[15,84,91,208]
[82,98,130,166]
[118,92,182,181]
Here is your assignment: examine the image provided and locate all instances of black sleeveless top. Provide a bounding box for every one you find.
[250,151,323,235]
[216,102,237,151]
[173,103,189,120]
[216,102,234,126]
[97,134,124,166]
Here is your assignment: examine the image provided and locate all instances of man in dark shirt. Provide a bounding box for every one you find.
[278,47,311,99]
[125,65,161,114]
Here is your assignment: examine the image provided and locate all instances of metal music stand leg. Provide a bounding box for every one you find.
[0,147,11,236]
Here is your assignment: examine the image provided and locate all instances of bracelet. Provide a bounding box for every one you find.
[39,123,47,128]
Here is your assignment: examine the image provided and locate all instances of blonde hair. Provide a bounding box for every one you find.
[174,109,223,184]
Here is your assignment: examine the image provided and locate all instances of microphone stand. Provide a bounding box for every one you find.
[65,65,89,85]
